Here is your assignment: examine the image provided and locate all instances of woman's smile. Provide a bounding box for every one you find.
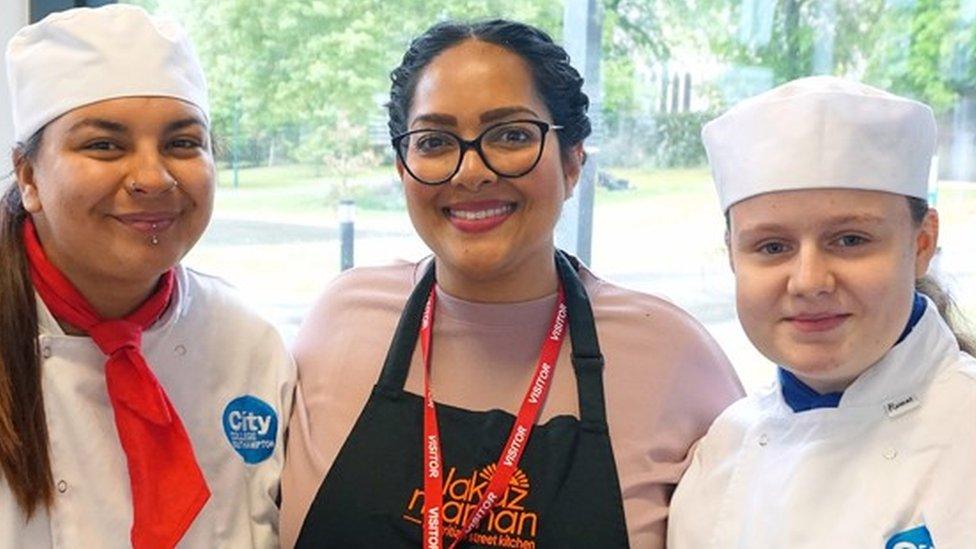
[443,200,518,233]
[111,210,180,235]
[783,311,852,334]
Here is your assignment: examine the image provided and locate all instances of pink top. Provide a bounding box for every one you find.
[280,259,744,548]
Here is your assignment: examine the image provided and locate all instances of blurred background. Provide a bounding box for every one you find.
[3,0,974,392]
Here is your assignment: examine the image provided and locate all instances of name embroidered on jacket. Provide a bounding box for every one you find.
[884,395,920,418]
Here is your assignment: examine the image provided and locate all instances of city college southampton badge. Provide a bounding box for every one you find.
[404,464,538,548]
[885,524,935,549]
[222,395,278,464]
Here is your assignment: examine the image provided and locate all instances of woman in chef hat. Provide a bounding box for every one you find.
[667,76,975,548]
[1,5,293,547]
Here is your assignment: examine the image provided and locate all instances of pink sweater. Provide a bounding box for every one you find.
[280,259,744,548]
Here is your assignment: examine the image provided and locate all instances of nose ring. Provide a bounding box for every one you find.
[126,178,180,193]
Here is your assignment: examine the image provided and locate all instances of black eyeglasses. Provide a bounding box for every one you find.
[392,119,562,185]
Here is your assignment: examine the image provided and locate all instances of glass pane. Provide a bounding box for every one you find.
[122,0,975,392]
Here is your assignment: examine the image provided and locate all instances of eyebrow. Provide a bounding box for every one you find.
[410,113,458,128]
[66,116,206,135]
[67,118,126,134]
[824,213,887,225]
[165,117,207,133]
[480,106,540,123]
[409,106,543,129]
[735,214,888,238]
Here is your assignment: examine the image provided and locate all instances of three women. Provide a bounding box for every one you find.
[7,6,971,548]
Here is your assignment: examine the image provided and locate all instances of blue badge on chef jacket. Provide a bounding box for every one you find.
[222,395,277,464]
[885,524,935,549]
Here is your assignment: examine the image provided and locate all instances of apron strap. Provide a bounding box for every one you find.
[555,251,610,428]
[377,260,436,393]
[375,252,610,428]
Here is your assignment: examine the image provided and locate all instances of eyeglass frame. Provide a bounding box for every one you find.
[391,119,563,186]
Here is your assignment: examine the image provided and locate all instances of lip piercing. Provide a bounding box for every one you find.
[150,223,159,245]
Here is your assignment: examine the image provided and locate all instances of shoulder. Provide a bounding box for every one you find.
[583,267,723,350]
[931,350,976,417]
[292,260,420,364]
[928,349,976,408]
[950,350,976,384]
[693,390,770,464]
[313,260,419,309]
[580,265,745,435]
[709,391,769,433]
[582,266,740,383]
[179,266,269,325]
[297,260,418,327]
[177,265,287,348]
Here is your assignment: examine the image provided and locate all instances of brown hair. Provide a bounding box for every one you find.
[1,129,53,516]
[907,197,976,355]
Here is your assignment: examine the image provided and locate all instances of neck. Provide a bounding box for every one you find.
[791,370,857,394]
[435,248,559,303]
[71,273,161,320]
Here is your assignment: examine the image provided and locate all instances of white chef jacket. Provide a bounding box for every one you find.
[0,266,296,548]
[668,297,976,548]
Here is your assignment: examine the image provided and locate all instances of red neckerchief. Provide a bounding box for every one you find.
[420,283,568,549]
[23,218,210,548]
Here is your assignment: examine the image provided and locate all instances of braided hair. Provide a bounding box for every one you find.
[388,19,590,157]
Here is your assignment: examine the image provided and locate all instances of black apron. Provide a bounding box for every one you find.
[296,251,629,548]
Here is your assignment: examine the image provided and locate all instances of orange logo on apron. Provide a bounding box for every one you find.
[404,465,538,548]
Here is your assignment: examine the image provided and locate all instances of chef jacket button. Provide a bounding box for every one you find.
[174,345,187,356]
[758,434,768,447]
[57,480,67,493]
[42,346,52,359]
[883,448,898,460]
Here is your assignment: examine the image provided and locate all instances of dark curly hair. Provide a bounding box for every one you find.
[388,19,590,156]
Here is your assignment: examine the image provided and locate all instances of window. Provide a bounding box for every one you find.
[125,0,975,391]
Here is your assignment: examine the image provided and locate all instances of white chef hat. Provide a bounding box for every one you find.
[5,4,209,144]
[702,76,936,211]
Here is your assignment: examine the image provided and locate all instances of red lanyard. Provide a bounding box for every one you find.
[420,284,568,549]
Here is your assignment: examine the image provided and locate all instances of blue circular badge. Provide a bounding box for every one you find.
[222,395,278,464]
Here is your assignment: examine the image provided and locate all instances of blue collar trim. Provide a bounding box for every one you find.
[779,292,927,413]
[779,369,843,412]
[895,292,927,345]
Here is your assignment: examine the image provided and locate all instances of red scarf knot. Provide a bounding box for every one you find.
[88,320,143,355]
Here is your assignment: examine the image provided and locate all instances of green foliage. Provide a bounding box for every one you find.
[292,112,379,200]
[863,0,974,112]
[601,112,713,168]
[602,55,638,128]
[650,112,714,168]
[131,0,561,172]
[125,0,976,175]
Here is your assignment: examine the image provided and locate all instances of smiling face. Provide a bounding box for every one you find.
[727,189,938,392]
[15,96,214,294]
[398,39,582,301]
